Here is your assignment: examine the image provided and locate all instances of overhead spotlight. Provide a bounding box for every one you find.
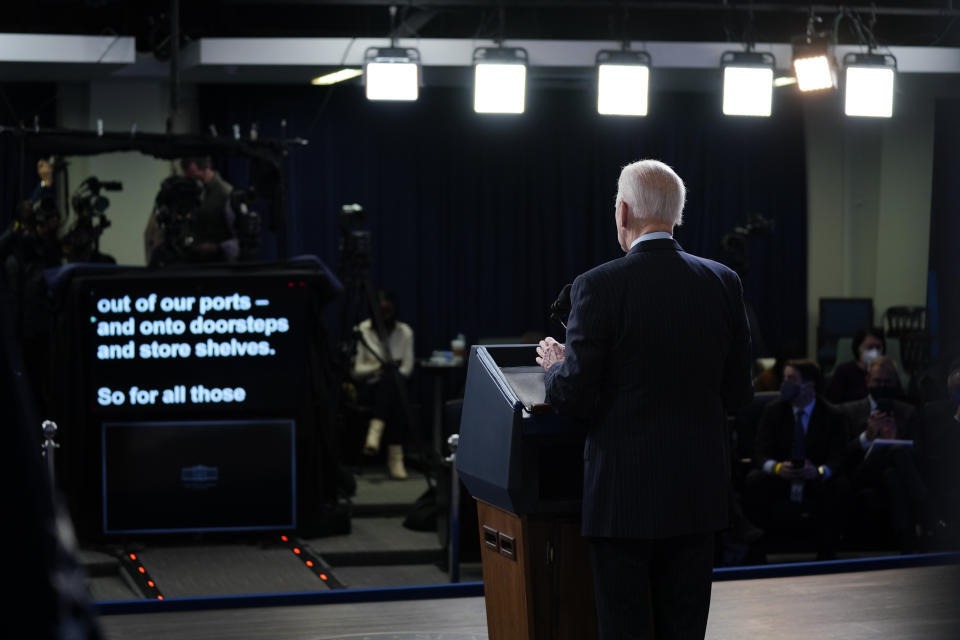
[843,52,896,118]
[363,47,420,101]
[792,36,836,92]
[596,50,651,116]
[311,69,363,86]
[473,47,528,114]
[721,51,775,117]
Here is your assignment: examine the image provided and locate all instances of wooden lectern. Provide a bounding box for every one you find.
[457,345,597,640]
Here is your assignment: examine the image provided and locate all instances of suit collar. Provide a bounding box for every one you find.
[626,238,684,256]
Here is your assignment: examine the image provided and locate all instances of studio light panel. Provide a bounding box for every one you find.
[793,55,835,92]
[722,66,773,117]
[365,61,419,101]
[474,63,527,114]
[844,66,894,117]
[597,64,649,116]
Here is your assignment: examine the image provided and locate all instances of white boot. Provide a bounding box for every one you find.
[387,445,408,480]
[364,418,385,455]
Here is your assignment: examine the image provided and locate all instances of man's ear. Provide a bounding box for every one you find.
[618,201,630,230]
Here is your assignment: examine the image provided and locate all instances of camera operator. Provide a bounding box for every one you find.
[29,158,55,204]
[145,156,239,265]
[179,156,238,261]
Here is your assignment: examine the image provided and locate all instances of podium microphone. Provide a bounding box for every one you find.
[549,283,572,330]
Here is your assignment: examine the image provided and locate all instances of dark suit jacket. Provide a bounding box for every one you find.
[838,397,919,487]
[543,238,753,539]
[922,401,960,496]
[839,397,918,448]
[754,396,847,474]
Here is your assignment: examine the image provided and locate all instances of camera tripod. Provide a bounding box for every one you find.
[335,207,434,490]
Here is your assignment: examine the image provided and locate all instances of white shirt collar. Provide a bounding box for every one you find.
[629,231,673,250]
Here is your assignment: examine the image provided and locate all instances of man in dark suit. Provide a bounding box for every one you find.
[923,361,960,544]
[839,356,926,551]
[536,159,753,640]
[744,360,851,559]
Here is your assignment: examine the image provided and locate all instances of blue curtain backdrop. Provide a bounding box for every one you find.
[205,83,809,359]
[928,98,960,362]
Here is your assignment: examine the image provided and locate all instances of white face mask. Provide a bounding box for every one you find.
[861,348,881,365]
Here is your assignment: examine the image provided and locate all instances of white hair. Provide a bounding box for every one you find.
[616,159,686,228]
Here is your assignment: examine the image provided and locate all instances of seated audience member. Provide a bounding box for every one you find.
[840,356,927,553]
[754,342,804,392]
[352,290,414,479]
[826,327,886,404]
[744,360,851,559]
[922,360,960,542]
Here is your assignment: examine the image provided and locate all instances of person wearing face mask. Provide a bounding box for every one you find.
[744,360,851,560]
[352,290,415,479]
[921,360,960,546]
[839,356,926,553]
[826,326,886,404]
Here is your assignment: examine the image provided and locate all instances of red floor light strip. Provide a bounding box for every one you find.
[118,549,165,601]
[277,536,345,589]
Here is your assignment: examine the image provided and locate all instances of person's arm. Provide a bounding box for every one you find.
[543,274,609,420]
[721,271,754,412]
[398,325,414,378]
[352,326,382,379]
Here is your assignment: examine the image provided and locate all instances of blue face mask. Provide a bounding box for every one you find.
[780,380,802,403]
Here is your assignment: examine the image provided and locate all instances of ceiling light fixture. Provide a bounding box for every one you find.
[721,51,775,117]
[596,49,651,116]
[473,47,528,114]
[311,68,362,86]
[792,10,836,93]
[843,52,896,118]
[792,35,837,92]
[363,46,420,101]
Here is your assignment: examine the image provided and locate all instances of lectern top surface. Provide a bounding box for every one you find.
[500,366,546,410]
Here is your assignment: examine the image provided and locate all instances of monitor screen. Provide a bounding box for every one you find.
[83,273,314,416]
[102,419,296,534]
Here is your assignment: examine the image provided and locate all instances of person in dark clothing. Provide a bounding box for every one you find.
[745,360,852,559]
[537,159,753,640]
[826,326,886,404]
[1,268,102,640]
[180,156,237,262]
[1,200,63,410]
[839,356,927,553]
[922,360,960,545]
[145,157,237,264]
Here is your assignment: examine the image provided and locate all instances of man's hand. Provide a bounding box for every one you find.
[776,461,803,480]
[536,337,566,371]
[800,460,820,481]
[866,410,897,440]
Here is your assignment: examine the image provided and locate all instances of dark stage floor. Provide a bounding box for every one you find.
[82,466,481,601]
[97,565,960,640]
